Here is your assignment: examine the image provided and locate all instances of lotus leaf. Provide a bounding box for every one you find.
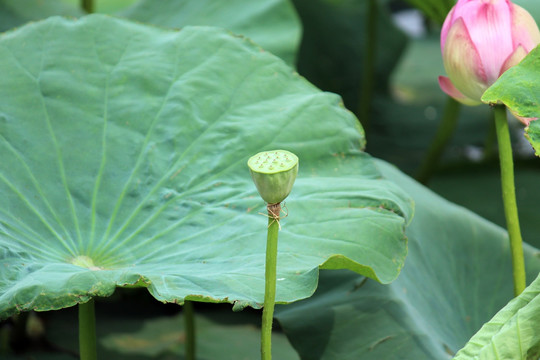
[0,15,411,318]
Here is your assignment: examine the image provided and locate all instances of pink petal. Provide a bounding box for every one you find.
[510,3,540,52]
[443,18,489,102]
[438,76,482,105]
[449,0,514,83]
[499,44,527,76]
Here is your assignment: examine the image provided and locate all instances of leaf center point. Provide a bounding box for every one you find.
[71,255,102,271]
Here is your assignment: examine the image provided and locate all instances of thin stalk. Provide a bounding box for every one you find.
[261,203,280,360]
[184,300,196,360]
[357,0,378,133]
[494,105,526,296]
[415,97,461,185]
[82,0,93,13]
[79,299,97,360]
[0,324,9,355]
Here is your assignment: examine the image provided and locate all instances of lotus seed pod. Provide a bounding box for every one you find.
[248,150,298,204]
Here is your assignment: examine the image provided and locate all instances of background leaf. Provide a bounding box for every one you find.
[118,0,301,65]
[401,0,454,24]
[291,0,408,112]
[0,15,411,319]
[429,161,540,249]
[3,295,298,360]
[0,0,82,31]
[275,159,540,359]
[0,0,300,65]
[100,313,299,359]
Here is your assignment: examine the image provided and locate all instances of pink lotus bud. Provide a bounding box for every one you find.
[439,0,540,106]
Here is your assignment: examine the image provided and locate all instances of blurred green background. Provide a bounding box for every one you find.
[1,0,540,358]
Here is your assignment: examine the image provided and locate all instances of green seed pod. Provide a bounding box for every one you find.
[248,150,298,204]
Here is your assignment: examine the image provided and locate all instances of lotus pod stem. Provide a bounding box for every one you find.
[261,202,280,360]
[248,150,298,360]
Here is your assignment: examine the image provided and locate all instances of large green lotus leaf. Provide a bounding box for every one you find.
[0,15,412,318]
[482,45,540,119]
[118,0,300,65]
[275,159,540,359]
[0,0,300,66]
[453,273,540,360]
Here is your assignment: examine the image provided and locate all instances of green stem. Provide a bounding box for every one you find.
[357,0,377,133]
[494,105,526,296]
[0,323,9,355]
[82,0,93,13]
[261,203,280,360]
[415,97,461,185]
[79,299,97,360]
[184,300,196,360]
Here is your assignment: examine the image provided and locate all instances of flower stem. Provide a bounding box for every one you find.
[82,0,93,13]
[415,97,461,185]
[184,300,196,360]
[261,203,280,360]
[357,0,378,133]
[0,321,9,354]
[494,105,526,296]
[79,299,97,360]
